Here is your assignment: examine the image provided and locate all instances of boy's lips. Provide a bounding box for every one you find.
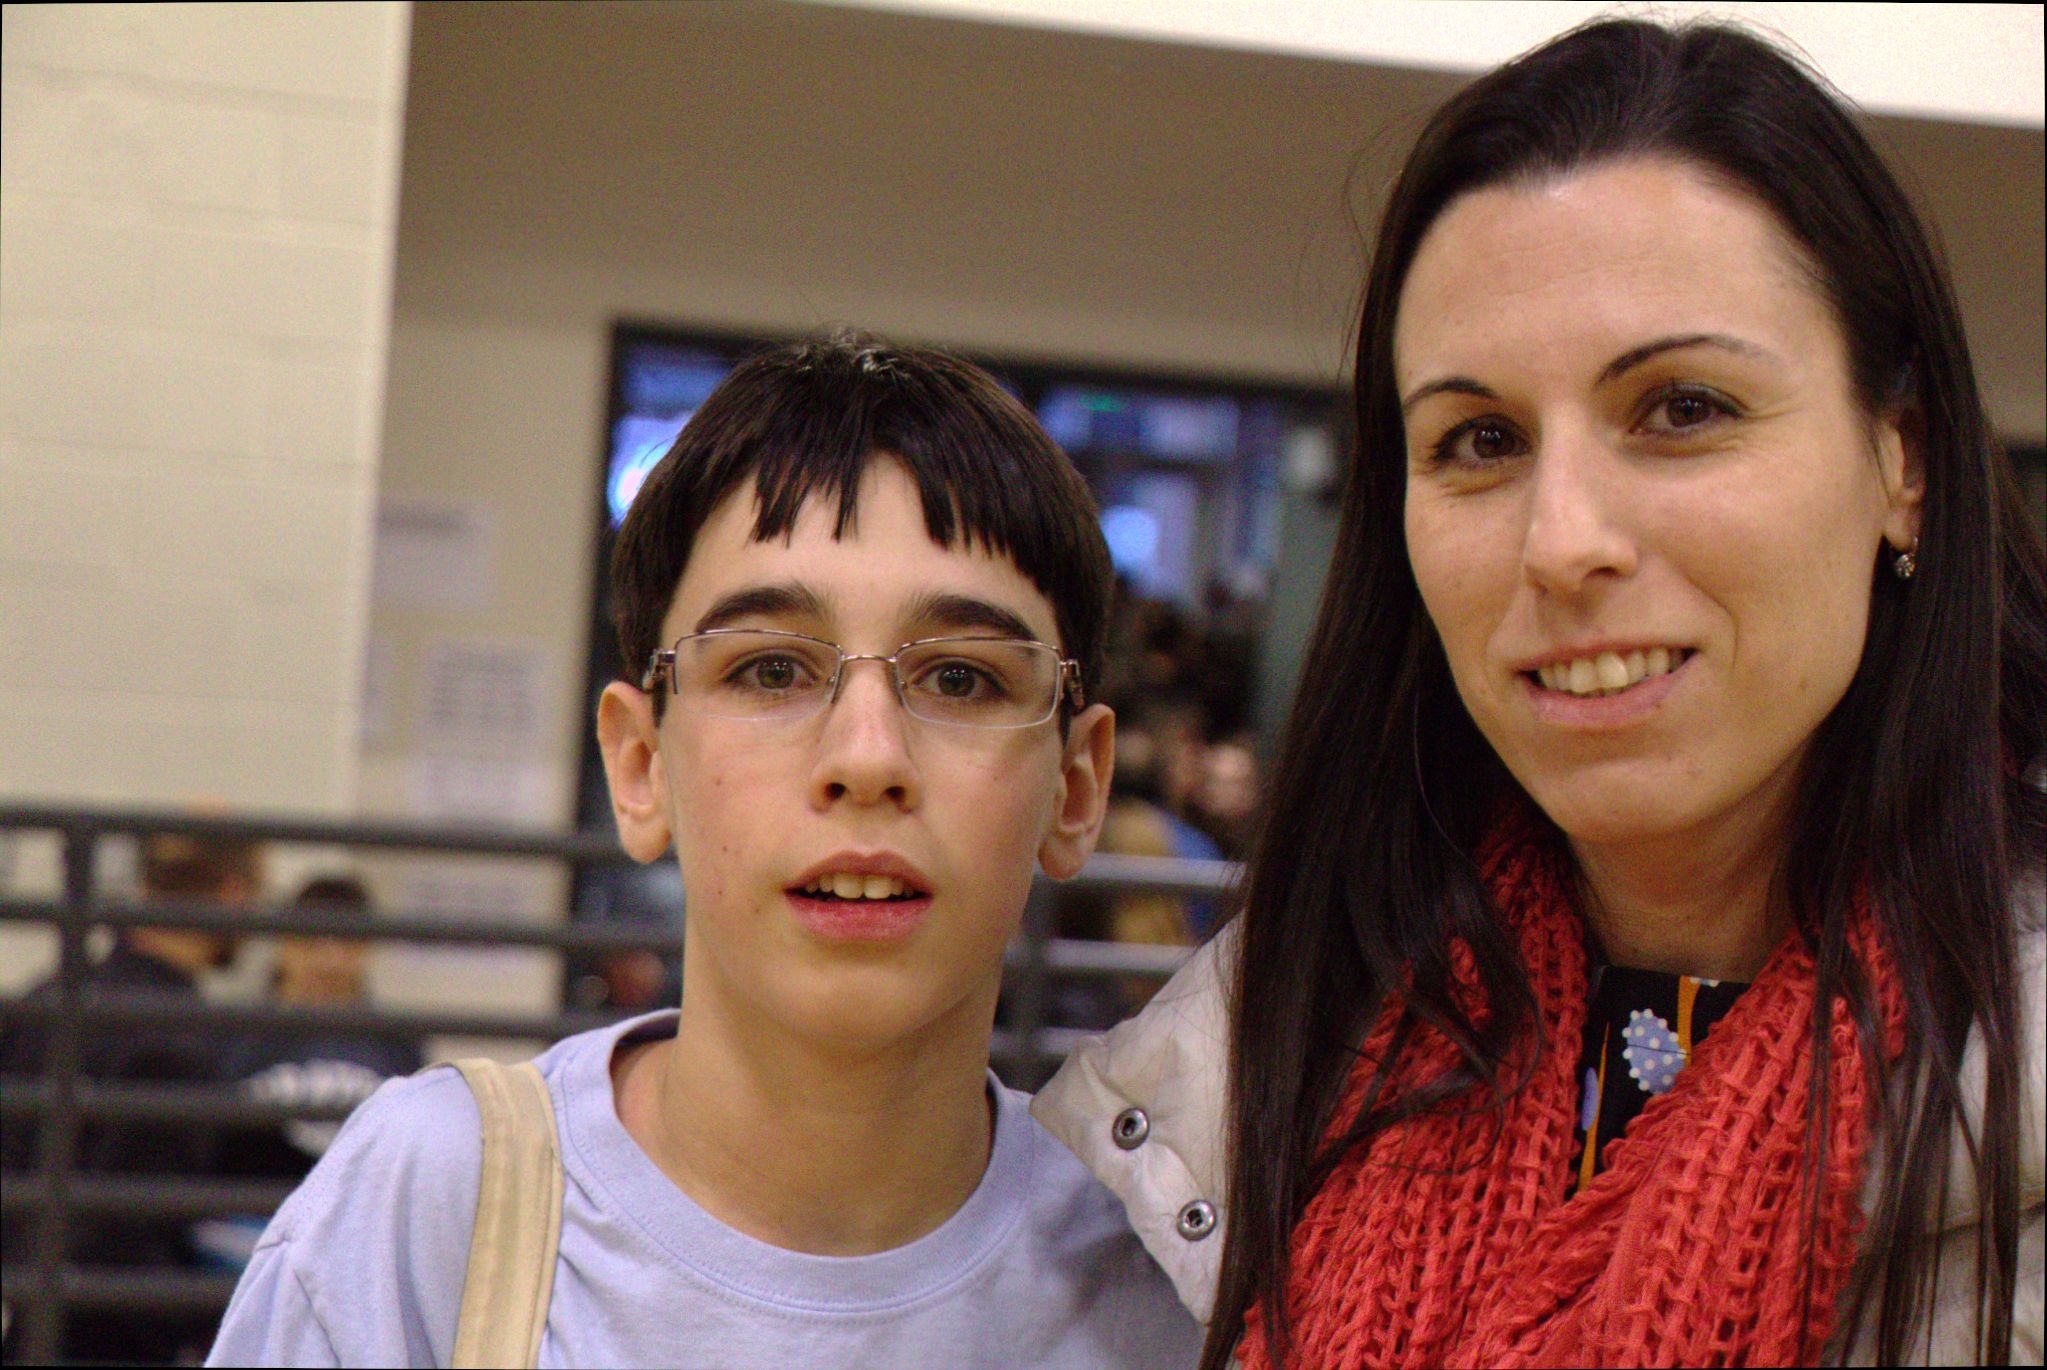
[785,851,934,943]
[787,851,932,898]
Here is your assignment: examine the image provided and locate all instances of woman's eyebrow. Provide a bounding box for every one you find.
[1596,332,1778,384]
[1400,335,1783,417]
[692,582,831,634]
[900,591,1042,643]
[1401,377,1498,418]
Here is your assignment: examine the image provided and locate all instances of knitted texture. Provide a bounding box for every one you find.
[1237,818,1903,1369]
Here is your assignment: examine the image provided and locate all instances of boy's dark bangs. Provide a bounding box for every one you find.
[742,378,1063,603]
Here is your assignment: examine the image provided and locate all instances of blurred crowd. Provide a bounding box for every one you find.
[0,835,415,1365]
[1050,582,1268,1026]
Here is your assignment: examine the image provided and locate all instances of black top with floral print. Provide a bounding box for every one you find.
[1570,964,1751,1193]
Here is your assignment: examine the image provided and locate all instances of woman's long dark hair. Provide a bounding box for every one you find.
[1206,19,2047,1368]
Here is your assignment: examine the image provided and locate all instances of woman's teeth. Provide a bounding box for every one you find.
[801,873,913,900]
[1535,647,1687,697]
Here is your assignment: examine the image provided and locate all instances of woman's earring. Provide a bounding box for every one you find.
[1892,536,1919,581]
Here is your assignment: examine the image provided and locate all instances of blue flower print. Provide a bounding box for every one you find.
[1621,1008,1684,1094]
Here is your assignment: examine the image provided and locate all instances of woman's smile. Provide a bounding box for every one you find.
[1517,644,1696,730]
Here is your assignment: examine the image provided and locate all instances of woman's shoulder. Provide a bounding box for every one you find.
[1031,919,1238,1323]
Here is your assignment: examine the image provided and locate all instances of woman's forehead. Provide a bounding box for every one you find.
[1394,158,1826,382]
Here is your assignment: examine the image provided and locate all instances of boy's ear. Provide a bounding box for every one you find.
[1039,704,1115,880]
[597,682,673,864]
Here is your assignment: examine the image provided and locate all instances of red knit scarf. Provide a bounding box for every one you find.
[1237,818,1904,1369]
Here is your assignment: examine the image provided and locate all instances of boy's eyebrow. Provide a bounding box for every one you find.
[692,582,832,634]
[902,591,1044,644]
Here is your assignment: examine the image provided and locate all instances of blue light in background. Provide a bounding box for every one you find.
[1100,504,1160,578]
[608,413,691,527]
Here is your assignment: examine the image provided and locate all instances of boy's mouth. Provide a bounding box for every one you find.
[793,872,926,902]
[786,853,934,908]
[785,856,934,943]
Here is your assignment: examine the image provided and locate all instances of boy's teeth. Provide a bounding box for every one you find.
[1537,648,1686,697]
[806,872,908,899]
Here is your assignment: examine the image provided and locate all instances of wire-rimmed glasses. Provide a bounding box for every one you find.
[642,629,1083,729]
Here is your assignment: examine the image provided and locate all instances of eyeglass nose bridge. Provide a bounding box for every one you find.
[826,651,911,710]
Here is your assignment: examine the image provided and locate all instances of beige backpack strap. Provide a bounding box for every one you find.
[448,1058,564,1370]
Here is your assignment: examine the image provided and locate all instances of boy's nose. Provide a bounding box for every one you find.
[808,658,921,810]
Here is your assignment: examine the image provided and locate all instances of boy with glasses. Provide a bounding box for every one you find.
[208,334,1203,1367]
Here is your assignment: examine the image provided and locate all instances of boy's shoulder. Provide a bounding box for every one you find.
[216,1062,485,1365]
[210,1018,646,1368]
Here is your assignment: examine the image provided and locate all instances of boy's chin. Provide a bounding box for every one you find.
[764,962,998,1057]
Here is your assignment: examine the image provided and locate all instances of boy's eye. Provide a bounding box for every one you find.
[917,660,998,700]
[732,654,815,692]
[753,657,797,690]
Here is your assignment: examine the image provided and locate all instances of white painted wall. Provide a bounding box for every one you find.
[0,2,412,988]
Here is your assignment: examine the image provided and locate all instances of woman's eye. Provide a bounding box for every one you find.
[1431,419,1525,466]
[1641,386,1733,435]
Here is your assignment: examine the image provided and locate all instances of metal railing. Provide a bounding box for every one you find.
[0,802,1238,1364]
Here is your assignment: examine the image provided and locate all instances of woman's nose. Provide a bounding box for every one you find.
[1519,428,1639,595]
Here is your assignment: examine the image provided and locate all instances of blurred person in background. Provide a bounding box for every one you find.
[1188,732,1262,863]
[196,876,421,1277]
[578,948,674,1014]
[224,877,420,1169]
[1055,709,1202,1028]
[1,831,262,1366]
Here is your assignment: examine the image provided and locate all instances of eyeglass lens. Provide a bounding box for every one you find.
[672,631,1061,728]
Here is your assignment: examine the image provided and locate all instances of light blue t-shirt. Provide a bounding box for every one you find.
[207,1011,1203,1368]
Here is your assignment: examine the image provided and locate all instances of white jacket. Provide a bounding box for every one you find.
[1032,907,2045,1363]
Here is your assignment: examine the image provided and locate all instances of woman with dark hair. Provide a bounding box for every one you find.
[1035,17,2045,1367]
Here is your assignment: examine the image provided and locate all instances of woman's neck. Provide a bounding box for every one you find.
[1569,793,1794,983]
[612,976,996,1257]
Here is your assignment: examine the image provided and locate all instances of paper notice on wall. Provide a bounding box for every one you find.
[372,497,496,611]
[418,640,550,754]
[405,754,554,827]
[406,640,557,825]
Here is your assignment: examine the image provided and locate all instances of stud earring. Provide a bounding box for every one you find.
[1892,536,1919,581]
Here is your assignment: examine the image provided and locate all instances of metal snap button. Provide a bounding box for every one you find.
[1176,1199,1217,1241]
[1111,1106,1149,1150]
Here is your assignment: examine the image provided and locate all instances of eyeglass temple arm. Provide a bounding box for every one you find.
[1063,659,1085,709]
[641,648,674,692]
